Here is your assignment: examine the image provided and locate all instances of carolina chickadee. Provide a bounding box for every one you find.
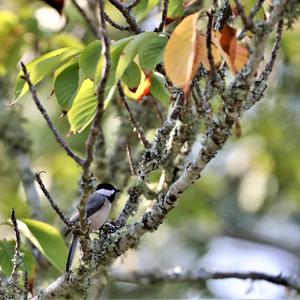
[65,183,120,272]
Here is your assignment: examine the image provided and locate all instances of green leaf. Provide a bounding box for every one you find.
[168,0,184,17]
[95,37,132,98]
[115,32,155,81]
[68,79,113,133]
[134,0,160,22]
[138,34,167,74]
[17,219,68,272]
[14,47,82,101]
[150,72,171,104]
[122,61,141,89]
[79,40,102,80]
[54,63,80,111]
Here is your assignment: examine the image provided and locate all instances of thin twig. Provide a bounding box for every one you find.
[117,82,150,149]
[238,0,265,40]
[234,0,255,32]
[105,13,131,31]
[246,18,284,107]
[71,0,100,38]
[157,0,169,32]
[20,62,84,167]
[35,172,74,229]
[260,18,283,81]
[206,12,218,84]
[110,268,300,293]
[126,144,137,176]
[10,208,22,282]
[24,270,29,300]
[108,0,142,33]
[150,97,165,122]
[126,0,141,10]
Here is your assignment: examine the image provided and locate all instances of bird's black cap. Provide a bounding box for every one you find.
[96,183,120,192]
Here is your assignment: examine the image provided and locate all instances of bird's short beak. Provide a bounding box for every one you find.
[116,188,121,193]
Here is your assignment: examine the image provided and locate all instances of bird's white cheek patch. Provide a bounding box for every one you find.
[97,189,115,197]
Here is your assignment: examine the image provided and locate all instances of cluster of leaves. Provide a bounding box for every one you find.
[13,32,170,133]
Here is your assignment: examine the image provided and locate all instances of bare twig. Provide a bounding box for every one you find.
[20,62,84,167]
[206,12,218,83]
[71,0,100,38]
[238,0,265,40]
[10,208,22,283]
[234,0,255,32]
[24,270,29,300]
[244,17,284,108]
[35,172,74,229]
[104,13,130,31]
[117,82,150,149]
[126,0,141,10]
[126,144,137,176]
[260,18,283,81]
[157,0,169,32]
[149,97,165,122]
[110,267,300,293]
[108,0,142,33]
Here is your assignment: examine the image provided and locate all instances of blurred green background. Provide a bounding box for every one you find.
[0,0,300,298]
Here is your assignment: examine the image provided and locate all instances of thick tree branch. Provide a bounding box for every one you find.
[20,63,84,167]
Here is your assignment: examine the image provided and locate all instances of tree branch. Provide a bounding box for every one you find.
[77,0,112,265]
[104,13,130,31]
[35,172,74,229]
[110,267,300,293]
[157,0,169,32]
[108,0,142,33]
[10,209,22,283]
[20,62,84,167]
[70,0,100,38]
[117,82,150,149]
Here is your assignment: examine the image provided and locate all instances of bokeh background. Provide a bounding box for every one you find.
[0,0,300,298]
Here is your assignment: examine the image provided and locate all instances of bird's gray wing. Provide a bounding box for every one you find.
[64,193,106,236]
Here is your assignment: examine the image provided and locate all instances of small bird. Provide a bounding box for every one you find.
[65,183,120,272]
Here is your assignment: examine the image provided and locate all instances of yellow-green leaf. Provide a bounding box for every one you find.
[17,219,68,272]
[68,79,113,133]
[13,47,82,101]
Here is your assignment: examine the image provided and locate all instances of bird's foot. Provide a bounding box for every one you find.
[99,222,116,235]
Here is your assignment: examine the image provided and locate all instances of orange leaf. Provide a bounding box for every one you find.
[164,12,200,90]
[213,24,249,73]
[123,72,151,101]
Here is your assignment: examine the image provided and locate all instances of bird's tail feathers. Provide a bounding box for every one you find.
[66,235,79,272]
